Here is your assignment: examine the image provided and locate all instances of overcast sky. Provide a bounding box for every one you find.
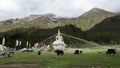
[0,0,120,21]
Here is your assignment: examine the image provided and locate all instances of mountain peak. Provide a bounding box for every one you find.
[90,7,103,11]
[88,7,116,14]
[88,7,112,13]
[81,7,115,17]
[43,14,56,18]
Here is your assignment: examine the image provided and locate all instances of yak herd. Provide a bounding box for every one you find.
[0,48,117,58]
[38,49,117,56]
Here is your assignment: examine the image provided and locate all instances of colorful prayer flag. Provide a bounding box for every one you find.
[2,37,5,45]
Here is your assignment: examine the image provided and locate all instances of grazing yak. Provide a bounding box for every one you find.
[54,50,64,56]
[106,49,116,55]
[74,50,79,55]
[74,50,82,55]
[38,51,41,55]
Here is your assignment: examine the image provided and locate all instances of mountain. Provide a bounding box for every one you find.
[86,15,120,44]
[0,14,67,32]
[63,8,117,31]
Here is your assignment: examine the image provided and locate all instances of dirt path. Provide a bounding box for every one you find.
[0,62,44,68]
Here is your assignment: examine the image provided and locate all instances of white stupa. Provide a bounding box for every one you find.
[53,29,66,50]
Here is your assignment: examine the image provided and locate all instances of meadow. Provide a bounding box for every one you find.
[0,48,120,68]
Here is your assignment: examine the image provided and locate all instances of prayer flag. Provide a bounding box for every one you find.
[2,37,5,45]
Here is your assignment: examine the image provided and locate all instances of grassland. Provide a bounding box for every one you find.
[0,48,120,68]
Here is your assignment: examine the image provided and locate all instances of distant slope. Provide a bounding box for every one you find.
[0,16,51,32]
[0,14,67,32]
[86,15,120,43]
[63,8,117,31]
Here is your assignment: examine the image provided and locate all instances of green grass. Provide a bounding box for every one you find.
[0,49,120,68]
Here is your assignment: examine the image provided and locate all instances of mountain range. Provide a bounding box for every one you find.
[0,8,118,32]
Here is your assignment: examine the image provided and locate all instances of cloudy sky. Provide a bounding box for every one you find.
[0,0,120,21]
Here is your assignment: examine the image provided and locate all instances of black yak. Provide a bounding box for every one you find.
[38,51,41,55]
[74,50,82,55]
[74,50,79,55]
[106,49,116,55]
[54,50,64,56]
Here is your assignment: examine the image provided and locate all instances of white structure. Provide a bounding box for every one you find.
[53,29,66,49]
[0,44,7,51]
[0,44,10,55]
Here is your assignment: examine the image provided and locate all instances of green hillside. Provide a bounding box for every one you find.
[86,15,120,44]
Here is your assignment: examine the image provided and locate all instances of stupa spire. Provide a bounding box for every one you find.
[57,28,61,36]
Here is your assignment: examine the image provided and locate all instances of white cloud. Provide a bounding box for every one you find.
[0,0,120,20]
[0,0,21,12]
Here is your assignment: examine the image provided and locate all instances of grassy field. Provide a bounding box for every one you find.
[0,48,120,68]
